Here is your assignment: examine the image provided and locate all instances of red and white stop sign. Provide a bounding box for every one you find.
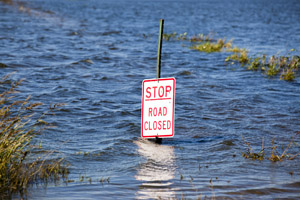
[141,78,175,138]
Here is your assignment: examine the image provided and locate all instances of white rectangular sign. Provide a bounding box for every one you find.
[141,78,175,138]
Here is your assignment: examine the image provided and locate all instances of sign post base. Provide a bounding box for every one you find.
[155,137,162,144]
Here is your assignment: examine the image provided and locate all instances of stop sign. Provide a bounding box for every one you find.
[141,78,175,138]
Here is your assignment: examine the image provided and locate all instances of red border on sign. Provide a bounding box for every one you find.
[141,77,175,138]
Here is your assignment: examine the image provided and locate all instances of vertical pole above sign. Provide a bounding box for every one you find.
[157,19,164,80]
[156,19,164,143]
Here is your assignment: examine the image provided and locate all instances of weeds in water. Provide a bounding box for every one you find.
[266,56,280,76]
[77,174,110,185]
[227,46,246,53]
[161,31,300,81]
[226,51,300,80]
[173,175,217,200]
[242,133,300,162]
[0,63,8,68]
[209,178,216,200]
[75,151,102,157]
[0,77,68,197]
[163,32,214,43]
[280,68,295,81]
[163,32,233,53]
[241,136,265,161]
[180,174,183,181]
[190,39,232,53]
[225,44,299,81]
[163,32,178,41]
[269,133,300,162]
[100,177,110,184]
[247,57,261,70]
[190,33,214,43]
[225,49,250,65]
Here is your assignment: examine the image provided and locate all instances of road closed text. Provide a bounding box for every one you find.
[148,107,167,117]
[144,106,171,130]
[144,120,171,131]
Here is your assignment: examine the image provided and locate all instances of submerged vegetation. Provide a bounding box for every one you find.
[163,32,214,43]
[163,32,232,53]
[242,133,300,162]
[226,51,300,81]
[225,48,250,64]
[190,39,232,53]
[161,32,300,81]
[241,137,265,161]
[0,76,68,197]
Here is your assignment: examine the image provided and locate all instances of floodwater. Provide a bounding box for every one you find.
[1,0,300,199]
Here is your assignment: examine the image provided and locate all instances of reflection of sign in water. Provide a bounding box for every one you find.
[134,139,176,199]
[141,78,175,138]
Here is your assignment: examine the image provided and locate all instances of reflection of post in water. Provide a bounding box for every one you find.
[134,139,176,199]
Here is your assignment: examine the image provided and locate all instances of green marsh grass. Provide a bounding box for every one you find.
[225,49,250,65]
[163,32,232,53]
[190,39,232,53]
[163,32,214,43]
[280,68,295,81]
[162,31,299,80]
[0,77,68,197]
[163,32,178,41]
[226,50,300,80]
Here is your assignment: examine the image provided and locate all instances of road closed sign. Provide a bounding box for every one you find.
[141,78,175,138]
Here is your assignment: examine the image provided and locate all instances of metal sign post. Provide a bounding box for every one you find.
[156,19,164,143]
[157,19,164,81]
[141,19,176,144]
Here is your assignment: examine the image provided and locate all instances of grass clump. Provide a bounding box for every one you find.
[190,39,232,53]
[225,49,250,65]
[226,51,300,80]
[163,32,214,43]
[242,137,265,161]
[0,76,68,197]
[263,55,299,79]
[163,32,178,41]
[269,133,300,162]
[280,68,295,81]
[242,132,300,162]
[266,56,280,76]
[190,33,214,43]
[163,32,233,53]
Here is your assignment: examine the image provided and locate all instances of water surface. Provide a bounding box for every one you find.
[1,0,300,199]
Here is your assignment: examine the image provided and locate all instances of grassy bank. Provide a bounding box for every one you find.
[0,76,68,198]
